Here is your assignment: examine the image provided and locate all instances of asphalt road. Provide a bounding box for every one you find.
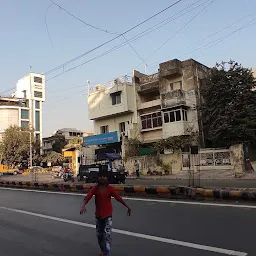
[0,188,255,255]
[126,178,256,188]
[2,174,256,188]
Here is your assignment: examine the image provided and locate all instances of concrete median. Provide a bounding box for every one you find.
[0,180,255,202]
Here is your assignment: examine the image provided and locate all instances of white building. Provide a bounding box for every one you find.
[86,59,210,157]
[0,73,45,146]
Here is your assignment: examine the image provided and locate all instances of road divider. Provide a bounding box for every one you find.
[0,180,255,202]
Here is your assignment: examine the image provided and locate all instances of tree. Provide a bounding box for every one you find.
[42,151,65,166]
[70,136,82,145]
[0,126,33,167]
[52,135,67,153]
[201,60,256,147]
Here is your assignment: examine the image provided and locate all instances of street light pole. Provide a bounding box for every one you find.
[29,128,33,168]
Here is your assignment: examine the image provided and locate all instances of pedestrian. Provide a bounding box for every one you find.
[80,169,131,256]
[134,160,140,179]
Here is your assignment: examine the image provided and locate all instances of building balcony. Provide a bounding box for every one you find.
[162,121,190,139]
[161,89,189,109]
[159,59,183,78]
[138,99,161,110]
[136,73,159,94]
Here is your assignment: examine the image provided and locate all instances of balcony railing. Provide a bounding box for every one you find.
[138,99,161,110]
[161,89,188,108]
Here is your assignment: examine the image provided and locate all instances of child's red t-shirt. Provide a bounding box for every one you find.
[84,184,123,219]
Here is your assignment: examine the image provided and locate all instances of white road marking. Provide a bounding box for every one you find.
[0,206,247,256]
[0,187,256,210]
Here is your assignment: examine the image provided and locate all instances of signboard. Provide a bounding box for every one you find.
[83,131,120,146]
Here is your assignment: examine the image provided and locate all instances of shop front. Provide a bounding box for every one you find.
[83,131,122,160]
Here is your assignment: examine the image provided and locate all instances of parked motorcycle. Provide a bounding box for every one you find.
[63,170,75,182]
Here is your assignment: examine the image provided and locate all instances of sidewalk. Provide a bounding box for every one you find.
[128,170,256,180]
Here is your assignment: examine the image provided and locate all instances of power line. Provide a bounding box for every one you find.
[49,1,147,68]
[141,0,215,64]
[183,17,256,57]
[122,35,147,66]
[53,89,86,103]
[0,87,15,95]
[47,84,85,93]
[46,14,256,99]
[44,0,183,75]
[45,3,55,48]
[46,0,206,80]
[146,13,256,72]
[50,0,118,35]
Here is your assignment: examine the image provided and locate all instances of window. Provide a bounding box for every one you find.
[175,110,181,121]
[35,101,40,109]
[170,81,183,91]
[141,112,162,130]
[111,92,121,105]
[22,90,27,98]
[21,121,29,128]
[35,111,40,131]
[34,76,42,83]
[170,111,175,122]
[178,81,183,90]
[21,109,29,120]
[182,109,188,121]
[34,91,43,98]
[119,122,126,133]
[164,108,188,123]
[100,125,109,134]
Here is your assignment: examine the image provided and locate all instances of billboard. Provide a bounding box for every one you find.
[83,131,120,146]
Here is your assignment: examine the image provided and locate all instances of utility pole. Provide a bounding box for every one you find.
[29,122,33,168]
[144,64,147,74]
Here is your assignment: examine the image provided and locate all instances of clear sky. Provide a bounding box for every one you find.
[1,0,255,137]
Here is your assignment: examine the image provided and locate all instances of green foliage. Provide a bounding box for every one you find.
[125,138,142,158]
[201,60,256,147]
[42,151,65,166]
[52,135,67,153]
[70,136,82,145]
[0,126,33,166]
[153,133,198,153]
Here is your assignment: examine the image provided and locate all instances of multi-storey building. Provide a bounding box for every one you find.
[0,73,45,145]
[42,128,86,155]
[86,58,209,156]
[87,76,137,155]
[134,58,209,147]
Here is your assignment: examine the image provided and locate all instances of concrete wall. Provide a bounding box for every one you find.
[88,83,135,120]
[0,107,19,132]
[163,121,190,138]
[230,144,245,175]
[141,129,162,142]
[125,150,182,175]
[93,113,134,135]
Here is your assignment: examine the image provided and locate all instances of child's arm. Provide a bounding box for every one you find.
[110,186,131,216]
[80,185,97,214]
